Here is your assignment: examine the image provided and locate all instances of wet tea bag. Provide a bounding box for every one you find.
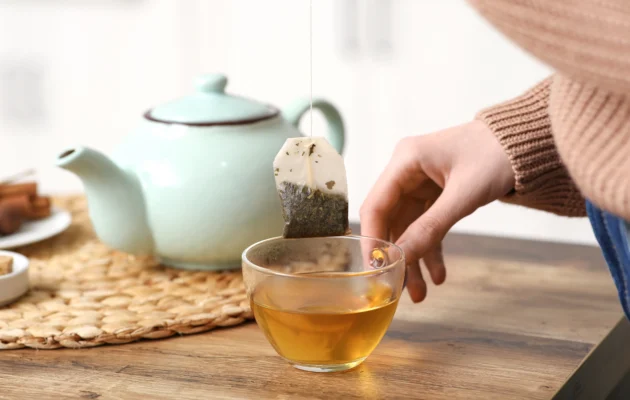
[274,137,349,238]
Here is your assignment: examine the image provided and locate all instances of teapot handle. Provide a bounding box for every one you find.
[282,98,345,154]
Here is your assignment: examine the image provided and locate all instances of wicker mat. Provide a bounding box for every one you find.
[0,196,253,350]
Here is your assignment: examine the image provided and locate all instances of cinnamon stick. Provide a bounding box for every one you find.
[26,204,51,219]
[22,196,51,219]
[32,196,50,209]
[0,182,37,199]
[0,203,24,235]
[0,194,31,216]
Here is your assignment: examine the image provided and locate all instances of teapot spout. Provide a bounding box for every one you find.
[56,146,154,255]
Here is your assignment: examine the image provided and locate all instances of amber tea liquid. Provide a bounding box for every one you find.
[251,278,398,371]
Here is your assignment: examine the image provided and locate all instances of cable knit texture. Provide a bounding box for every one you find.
[468,0,630,219]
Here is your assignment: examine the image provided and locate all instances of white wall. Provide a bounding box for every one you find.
[0,0,597,245]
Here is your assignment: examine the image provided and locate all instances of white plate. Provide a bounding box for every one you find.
[0,250,29,307]
[0,207,72,250]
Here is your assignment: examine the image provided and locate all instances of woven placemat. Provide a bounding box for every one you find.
[0,196,253,350]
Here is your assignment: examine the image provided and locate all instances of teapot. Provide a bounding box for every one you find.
[56,73,345,270]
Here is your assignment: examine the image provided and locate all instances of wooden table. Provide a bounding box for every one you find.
[1,232,628,400]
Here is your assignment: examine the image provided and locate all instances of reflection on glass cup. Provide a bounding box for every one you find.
[242,235,405,373]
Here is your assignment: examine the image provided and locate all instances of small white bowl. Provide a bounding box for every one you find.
[0,250,29,307]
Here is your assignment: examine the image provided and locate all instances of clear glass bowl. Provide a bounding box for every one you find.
[242,235,405,372]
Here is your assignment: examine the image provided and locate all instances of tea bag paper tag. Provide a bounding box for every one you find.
[274,137,349,238]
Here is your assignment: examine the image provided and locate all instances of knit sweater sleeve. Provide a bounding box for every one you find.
[467,0,630,219]
[466,0,630,96]
[476,76,586,216]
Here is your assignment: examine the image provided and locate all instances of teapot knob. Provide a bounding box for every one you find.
[195,74,228,94]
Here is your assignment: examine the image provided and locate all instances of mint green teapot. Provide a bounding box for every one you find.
[56,73,344,270]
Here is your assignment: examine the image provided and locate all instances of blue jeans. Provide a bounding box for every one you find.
[586,200,630,319]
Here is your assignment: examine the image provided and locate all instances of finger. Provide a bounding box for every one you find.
[418,198,446,286]
[406,260,427,303]
[389,197,425,243]
[361,145,427,240]
[397,181,473,270]
[390,181,443,243]
[359,236,389,271]
[422,242,446,285]
[410,180,444,202]
[361,197,422,272]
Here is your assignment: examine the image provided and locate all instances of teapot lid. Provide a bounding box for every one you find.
[146,74,279,126]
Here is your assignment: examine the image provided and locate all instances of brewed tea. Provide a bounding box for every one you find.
[251,278,397,370]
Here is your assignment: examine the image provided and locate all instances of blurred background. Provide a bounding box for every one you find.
[0,0,596,245]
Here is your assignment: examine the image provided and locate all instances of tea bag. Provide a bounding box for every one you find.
[274,137,349,238]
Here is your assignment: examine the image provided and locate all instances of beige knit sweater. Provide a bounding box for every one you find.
[469,0,630,219]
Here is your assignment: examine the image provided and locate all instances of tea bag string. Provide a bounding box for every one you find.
[309,0,313,137]
[305,0,314,186]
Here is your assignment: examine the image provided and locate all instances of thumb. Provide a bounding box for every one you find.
[397,182,473,264]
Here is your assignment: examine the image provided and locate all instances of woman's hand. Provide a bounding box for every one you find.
[360,120,515,302]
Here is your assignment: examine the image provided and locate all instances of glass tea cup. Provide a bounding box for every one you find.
[242,235,405,373]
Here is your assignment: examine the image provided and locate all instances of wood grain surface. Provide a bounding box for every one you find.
[0,232,626,400]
